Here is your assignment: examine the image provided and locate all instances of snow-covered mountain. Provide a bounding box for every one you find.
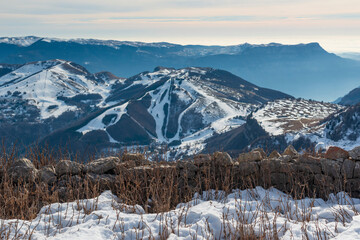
[0,59,121,119]
[40,66,292,156]
[0,60,122,147]
[205,98,345,155]
[321,103,360,149]
[0,36,293,56]
[2,36,360,101]
[2,58,358,157]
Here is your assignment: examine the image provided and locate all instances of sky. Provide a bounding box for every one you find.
[1,0,360,53]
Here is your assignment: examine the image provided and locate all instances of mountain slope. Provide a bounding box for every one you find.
[1,37,360,101]
[41,66,292,156]
[337,87,360,106]
[205,98,343,155]
[0,60,122,147]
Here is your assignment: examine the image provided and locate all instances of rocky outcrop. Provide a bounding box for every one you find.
[238,151,263,162]
[8,158,38,182]
[39,166,56,184]
[121,153,146,166]
[84,157,120,174]
[324,146,349,161]
[349,146,360,160]
[55,160,83,177]
[283,145,298,157]
[213,152,234,165]
[268,150,281,159]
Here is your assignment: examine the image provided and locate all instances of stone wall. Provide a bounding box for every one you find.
[3,146,360,202]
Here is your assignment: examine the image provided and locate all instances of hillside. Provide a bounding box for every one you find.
[1,37,360,101]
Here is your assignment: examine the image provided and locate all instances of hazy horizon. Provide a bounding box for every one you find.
[1,0,359,53]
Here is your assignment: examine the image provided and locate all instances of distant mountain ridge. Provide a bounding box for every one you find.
[336,87,360,106]
[1,58,359,158]
[1,36,360,101]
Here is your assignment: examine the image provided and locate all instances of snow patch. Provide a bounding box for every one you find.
[2,187,360,239]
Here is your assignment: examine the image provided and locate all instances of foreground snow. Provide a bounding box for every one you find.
[1,187,360,239]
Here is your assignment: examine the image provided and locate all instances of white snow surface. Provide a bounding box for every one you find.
[0,60,114,119]
[253,99,343,136]
[77,103,128,136]
[0,36,42,47]
[2,187,360,239]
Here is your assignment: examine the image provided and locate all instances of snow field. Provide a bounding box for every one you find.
[1,187,360,239]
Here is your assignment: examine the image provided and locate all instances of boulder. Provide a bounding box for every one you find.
[213,152,234,165]
[268,150,281,159]
[55,160,83,177]
[176,161,198,179]
[320,159,341,179]
[260,159,290,173]
[325,146,349,161]
[252,148,267,158]
[296,155,322,174]
[8,158,38,182]
[282,145,298,157]
[121,153,146,166]
[86,173,116,189]
[39,166,56,184]
[238,151,262,162]
[85,157,120,174]
[194,154,212,165]
[354,162,360,178]
[58,175,82,188]
[341,159,355,179]
[349,146,360,160]
[236,161,259,176]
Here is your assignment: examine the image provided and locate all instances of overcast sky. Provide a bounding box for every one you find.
[1,0,359,52]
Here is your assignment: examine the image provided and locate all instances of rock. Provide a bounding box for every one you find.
[260,159,290,173]
[8,158,38,182]
[117,160,136,169]
[320,159,341,179]
[325,146,349,161]
[349,146,360,160]
[252,148,267,158]
[176,161,198,179]
[39,166,56,184]
[236,161,259,176]
[128,166,154,177]
[55,160,83,177]
[354,162,360,178]
[296,156,322,174]
[268,150,281,159]
[238,151,262,162]
[85,157,120,174]
[213,152,234,165]
[58,175,82,188]
[341,159,355,179]
[86,173,116,189]
[282,145,298,157]
[295,160,322,174]
[121,153,146,166]
[278,155,294,162]
[193,154,212,165]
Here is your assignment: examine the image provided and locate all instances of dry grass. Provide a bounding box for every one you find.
[0,145,358,239]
